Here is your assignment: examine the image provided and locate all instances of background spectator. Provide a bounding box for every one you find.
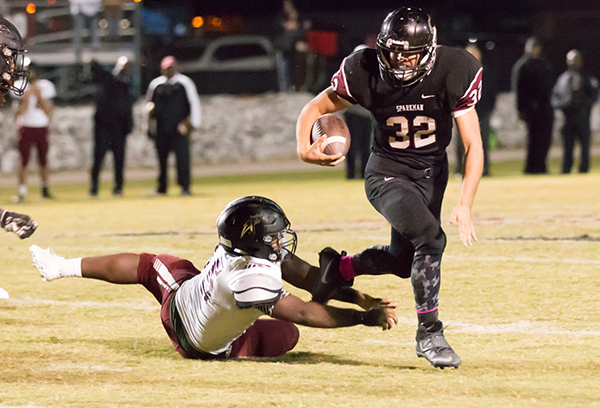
[511,37,555,174]
[274,0,303,91]
[145,56,201,196]
[89,56,134,197]
[102,0,124,43]
[551,49,599,174]
[14,63,56,202]
[70,0,102,53]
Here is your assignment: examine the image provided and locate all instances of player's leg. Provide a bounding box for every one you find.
[230,318,300,358]
[30,245,139,284]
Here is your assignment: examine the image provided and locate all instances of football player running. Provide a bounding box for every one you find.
[295,7,484,369]
[0,17,37,299]
[30,196,398,360]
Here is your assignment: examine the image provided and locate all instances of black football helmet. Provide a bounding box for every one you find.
[376,7,437,87]
[0,17,28,96]
[216,196,297,262]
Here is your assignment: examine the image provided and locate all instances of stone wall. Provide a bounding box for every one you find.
[0,91,598,174]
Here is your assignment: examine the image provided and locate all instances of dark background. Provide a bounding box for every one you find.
[141,0,600,94]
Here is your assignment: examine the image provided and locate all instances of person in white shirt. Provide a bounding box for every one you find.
[14,63,57,202]
[30,196,398,359]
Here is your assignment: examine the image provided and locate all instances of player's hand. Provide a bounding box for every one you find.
[450,204,477,247]
[357,293,398,311]
[0,211,38,239]
[375,306,398,331]
[299,135,345,167]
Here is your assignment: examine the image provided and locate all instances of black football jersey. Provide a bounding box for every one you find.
[332,46,482,168]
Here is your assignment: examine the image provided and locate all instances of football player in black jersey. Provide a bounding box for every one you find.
[295,7,484,369]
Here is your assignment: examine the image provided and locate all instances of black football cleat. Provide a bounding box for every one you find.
[415,320,462,369]
[311,247,353,304]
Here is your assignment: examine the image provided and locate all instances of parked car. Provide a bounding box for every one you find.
[178,35,281,95]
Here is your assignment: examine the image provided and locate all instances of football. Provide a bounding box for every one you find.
[311,114,351,156]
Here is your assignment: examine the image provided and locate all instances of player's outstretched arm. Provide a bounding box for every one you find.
[281,253,396,311]
[0,209,38,239]
[330,287,398,311]
[271,294,398,331]
[296,86,348,166]
[450,108,484,247]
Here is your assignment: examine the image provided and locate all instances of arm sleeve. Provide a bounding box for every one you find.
[145,77,163,104]
[179,74,202,128]
[449,50,483,118]
[331,57,358,106]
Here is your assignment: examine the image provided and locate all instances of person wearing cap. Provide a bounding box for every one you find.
[145,56,201,196]
[89,56,134,197]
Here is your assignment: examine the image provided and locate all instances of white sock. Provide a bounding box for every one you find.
[63,258,83,278]
[19,185,27,196]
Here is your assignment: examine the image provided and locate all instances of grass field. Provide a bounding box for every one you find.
[1,156,600,408]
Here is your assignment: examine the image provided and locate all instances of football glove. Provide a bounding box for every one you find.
[1,210,38,239]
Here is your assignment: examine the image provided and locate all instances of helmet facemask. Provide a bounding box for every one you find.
[264,228,298,262]
[0,18,29,96]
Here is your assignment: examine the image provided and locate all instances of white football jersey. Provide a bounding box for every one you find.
[174,245,288,355]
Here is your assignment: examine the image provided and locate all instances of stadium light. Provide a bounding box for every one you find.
[192,16,204,28]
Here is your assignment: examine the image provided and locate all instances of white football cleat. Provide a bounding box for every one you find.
[0,286,9,300]
[30,245,66,281]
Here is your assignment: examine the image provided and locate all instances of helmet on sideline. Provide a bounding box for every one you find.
[217,196,298,262]
[376,7,437,87]
[0,17,29,96]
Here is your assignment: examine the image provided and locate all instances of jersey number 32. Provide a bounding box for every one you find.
[386,115,436,149]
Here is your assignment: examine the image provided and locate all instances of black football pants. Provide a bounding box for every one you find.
[90,124,127,194]
[155,131,191,194]
[352,156,449,312]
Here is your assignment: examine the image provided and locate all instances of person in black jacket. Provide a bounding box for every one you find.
[511,37,555,174]
[89,56,133,197]
[551,49,599,174]
[145,56,201,196]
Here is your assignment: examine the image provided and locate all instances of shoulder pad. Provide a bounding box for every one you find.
[229,272,283,310]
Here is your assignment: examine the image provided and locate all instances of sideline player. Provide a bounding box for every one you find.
[1,17,37,299]
[295,7,483,368]
[30,196,398,360]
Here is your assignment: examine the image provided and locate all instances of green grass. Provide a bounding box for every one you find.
[1,158,600,408]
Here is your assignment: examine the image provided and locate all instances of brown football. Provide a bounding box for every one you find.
[311,114,351,156]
